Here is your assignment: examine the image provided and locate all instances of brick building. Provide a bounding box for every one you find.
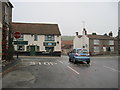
[0,0,14,60]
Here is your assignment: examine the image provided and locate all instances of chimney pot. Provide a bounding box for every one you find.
[76,32,78,36]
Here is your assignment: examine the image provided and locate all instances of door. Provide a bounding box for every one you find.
[45,47,54,53]
[30,46,36,56]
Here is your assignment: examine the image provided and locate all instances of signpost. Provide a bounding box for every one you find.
[14,31,21,59]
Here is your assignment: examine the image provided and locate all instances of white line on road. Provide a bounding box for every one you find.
[104,66,119,72]
[38,62,42,65]
[57,60,63,64]
[67,66,80,75]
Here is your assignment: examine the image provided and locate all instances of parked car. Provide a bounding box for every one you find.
[68,48,90,64]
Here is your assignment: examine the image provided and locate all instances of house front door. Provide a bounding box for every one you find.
[30,46,36,56]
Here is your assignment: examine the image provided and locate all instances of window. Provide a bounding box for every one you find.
[94,47,100,52]
[5,5,8,22]
[27,46,30,51]
[103,47,106,52]
[37,46,39,51]
[110,47,114,52]
[109,40,114,45]
[18,45,24,51]
[94,39,100,45]
[34,35,38,41]
[45,35,54,41]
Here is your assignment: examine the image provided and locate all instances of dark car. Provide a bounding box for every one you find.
[69,48,90,64]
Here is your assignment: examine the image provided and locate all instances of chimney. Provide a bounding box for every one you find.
[109,31,113,37]
[76,32,78,36]
[104,33,107,36]
[83,28,87,35]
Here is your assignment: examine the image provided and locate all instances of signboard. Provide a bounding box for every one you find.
[14,32,21,39]
[14,41,28,45]
[43,42,56,46]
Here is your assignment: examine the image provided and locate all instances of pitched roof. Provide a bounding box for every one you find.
[87,34,116,40]
[12,22,61,35]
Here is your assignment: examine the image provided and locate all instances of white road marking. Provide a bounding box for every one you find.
[104,66,119,72]
[44,62,51,65]
[49,62,54,65]
[57,60,63,64]
[67,66,80,75]
[38,62,42,65]
[30,62,35,65]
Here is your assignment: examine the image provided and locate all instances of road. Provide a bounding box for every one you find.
[2,55,119,88]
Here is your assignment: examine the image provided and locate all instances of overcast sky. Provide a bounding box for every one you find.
[10,0,118,36]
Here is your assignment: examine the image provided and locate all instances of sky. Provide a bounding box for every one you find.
[9,0,119,36]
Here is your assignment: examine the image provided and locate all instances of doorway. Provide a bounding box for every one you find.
[30,46,36,56]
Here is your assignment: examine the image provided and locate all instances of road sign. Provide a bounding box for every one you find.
[14,31,21,39]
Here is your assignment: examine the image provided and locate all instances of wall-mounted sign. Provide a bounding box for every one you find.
[14,41,28,45]
[14,31,21,39]
[43,42,56,46]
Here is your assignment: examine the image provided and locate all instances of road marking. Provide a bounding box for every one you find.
[29,62,35,65]
[38,62,42,65]
[67,66,80,75]
[104,66,119,72]
[57,60,63,64]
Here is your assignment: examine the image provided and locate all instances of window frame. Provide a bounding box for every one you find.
[34,34,38,41]
[94,46,100,52]
[45,35,55,41]
[109,40,114,45]
[93,39,100,45]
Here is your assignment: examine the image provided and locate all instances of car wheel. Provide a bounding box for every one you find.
[87,61,90,64]
[73,58,77,64]
[69,58,72,62]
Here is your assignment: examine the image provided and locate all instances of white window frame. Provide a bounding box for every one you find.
[109,40,114,45]
[103,47,106,52]
[94,39,100,45]
[94,46,100,52]
[110,47,114,52]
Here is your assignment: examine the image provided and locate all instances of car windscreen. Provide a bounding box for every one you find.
[77,49,88,54]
